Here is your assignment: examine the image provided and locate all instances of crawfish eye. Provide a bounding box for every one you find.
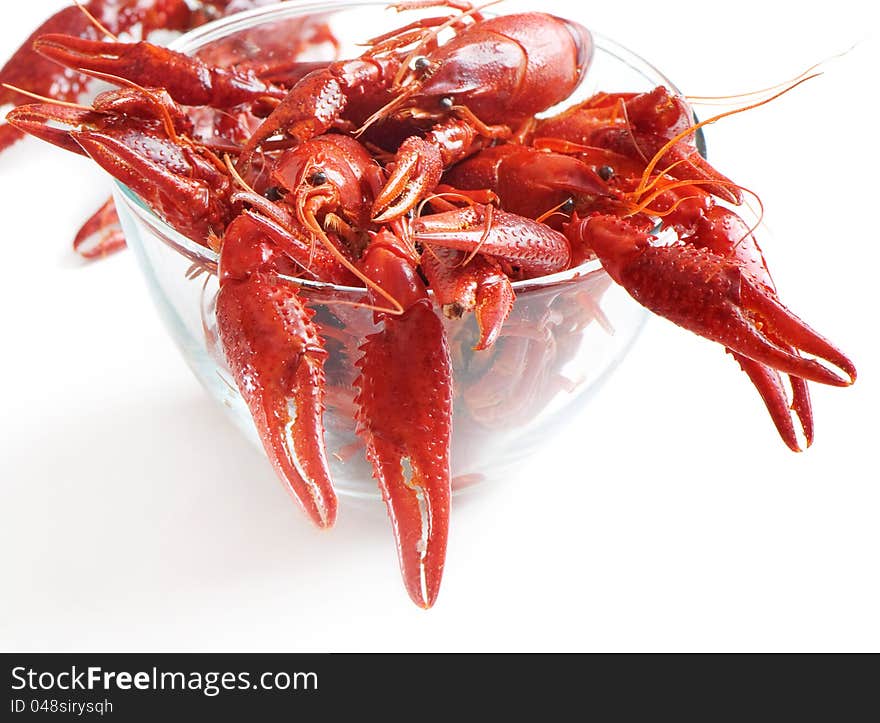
[263,186,284,201]
[411,56,431,73]
[308,169,328,186]
[597,165,614,181]
[561,197,575,213]
[438,96,454,110]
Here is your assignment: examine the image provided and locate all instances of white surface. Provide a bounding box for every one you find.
[1,0,878,652]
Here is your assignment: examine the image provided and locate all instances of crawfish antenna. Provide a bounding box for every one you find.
[73,1,119,41]
[634,74,822,199]
[686,47,854,105]
[1,83,91,110]
[224,154,259,196]
[536,198,574,225]
[296,193,405,315]
[355,83,419,136]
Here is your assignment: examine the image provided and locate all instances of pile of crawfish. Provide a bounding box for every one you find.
[1,0,857,607]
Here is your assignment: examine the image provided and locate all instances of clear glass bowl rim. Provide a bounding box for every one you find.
[113,0,684,295]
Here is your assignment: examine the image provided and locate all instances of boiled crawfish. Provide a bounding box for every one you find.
[3,1,857,608]
[0,0,326,257]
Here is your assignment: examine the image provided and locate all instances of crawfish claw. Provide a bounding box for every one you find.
[74,197,126,259]
[356,300,452,608]
[737,276,856,386]
[421,245,514,350]
[4,103,95,155]
[732,352,814,452]
[576,214,856,387]
[414,204,571,279]
[216,216,338,528]
[355,230,453,608]
[33,34,279,108]
[372,136,443,223]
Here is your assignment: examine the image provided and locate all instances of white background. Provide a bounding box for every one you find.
[1,0,878,652]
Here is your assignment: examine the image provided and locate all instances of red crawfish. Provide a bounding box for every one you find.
[0,0,318,258]
[6,67,570,606]
[236,4,594,221]
[6,84,236,242]
[444,86,857,450]
[216,135,455,606]
[5,5,860,608]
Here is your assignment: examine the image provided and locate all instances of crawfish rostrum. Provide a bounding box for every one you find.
[1,1,856,607]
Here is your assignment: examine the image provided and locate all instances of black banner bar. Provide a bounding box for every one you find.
[3,653,876,718]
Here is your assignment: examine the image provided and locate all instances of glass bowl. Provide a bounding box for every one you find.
[111,0,683,499]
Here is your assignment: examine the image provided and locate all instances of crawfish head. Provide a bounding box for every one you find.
[371,12,593,129]
[443,144,613,227]
[268,134,380,245]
